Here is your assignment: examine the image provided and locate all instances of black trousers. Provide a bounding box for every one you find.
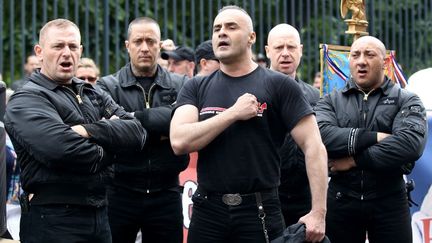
[108,187,183,243]
[20,204,111,243]
[326,188,412,243]
[279,189,311,226]
[187,188,284,243]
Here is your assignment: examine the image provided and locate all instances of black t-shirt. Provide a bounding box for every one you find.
[136,76,155,94]
[175,66,313,193]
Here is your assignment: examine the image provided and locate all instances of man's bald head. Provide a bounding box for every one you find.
[349,36,387,91]
[265,24,303,78]
[351,36,386,58]
[267,24,301,46]
[217,5,254,32]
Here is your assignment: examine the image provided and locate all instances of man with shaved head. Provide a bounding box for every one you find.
[266,24,304,79]
[266,23,320,228]
[170,5,328,243]
[315,36,427,243]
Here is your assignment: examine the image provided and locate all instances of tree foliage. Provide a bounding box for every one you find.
[1,0,431,85]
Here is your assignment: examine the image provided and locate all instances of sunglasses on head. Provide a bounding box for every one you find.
[77,76,97,82]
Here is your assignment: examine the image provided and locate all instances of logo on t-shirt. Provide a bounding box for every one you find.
[257,102,267,117]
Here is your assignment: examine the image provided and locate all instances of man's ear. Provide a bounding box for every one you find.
[199,58,206,68]
[125,40,130,52]
[34,44,43,62]
[248,32,256,45]
[265,45,270,58]
[299,44,303,59]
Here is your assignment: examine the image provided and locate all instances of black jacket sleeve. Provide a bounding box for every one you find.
[354,92,428,172]
[315,93,377,159]
[4,91,113,174]
[97,85,133,119]
[82,118,147,152]
[133,106,172,135]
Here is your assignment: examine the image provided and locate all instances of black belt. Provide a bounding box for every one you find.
[197,187,277,206]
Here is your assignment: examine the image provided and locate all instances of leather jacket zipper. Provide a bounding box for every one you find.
[136,82,157,109]
[146,159,151,193]
[63,85,88,123]
[147,83,157,108]
[77,85,91,123]
[135,82,157,193]
[361,90,373,124]
[359,89,374,200]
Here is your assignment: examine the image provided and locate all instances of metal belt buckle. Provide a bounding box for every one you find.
[222,193,242,206]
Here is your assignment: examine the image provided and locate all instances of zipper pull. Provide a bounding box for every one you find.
[363,93,368,101]
[146,101,150,109]
[76,95,83,104]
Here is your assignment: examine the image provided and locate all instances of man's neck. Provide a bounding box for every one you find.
[40,70,72,85]
[356,76,385,93]
[220,60,258,77]
[131,64,157,77]
[270,67,296,79]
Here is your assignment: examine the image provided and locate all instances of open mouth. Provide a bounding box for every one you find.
[358,69,367,76]
[60,61,73,69]
[280,61,292,65]
[218,41,229,48]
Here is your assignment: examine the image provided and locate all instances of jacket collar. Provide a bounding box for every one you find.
[118,63,175,89]
[342,76,394,96]
[29,70,92,91]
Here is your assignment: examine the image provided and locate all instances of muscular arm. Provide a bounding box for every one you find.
[290,114,327,242]
[170,93,258,155]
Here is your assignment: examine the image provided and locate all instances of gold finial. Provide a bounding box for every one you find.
[340,0,369,41]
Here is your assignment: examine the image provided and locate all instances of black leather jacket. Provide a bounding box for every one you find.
[315,77,428,200]
[98,64,189,192]
[4,71,146,207]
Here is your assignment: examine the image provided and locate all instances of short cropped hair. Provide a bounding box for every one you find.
[127,17,161,40]
[39,19,80,45]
